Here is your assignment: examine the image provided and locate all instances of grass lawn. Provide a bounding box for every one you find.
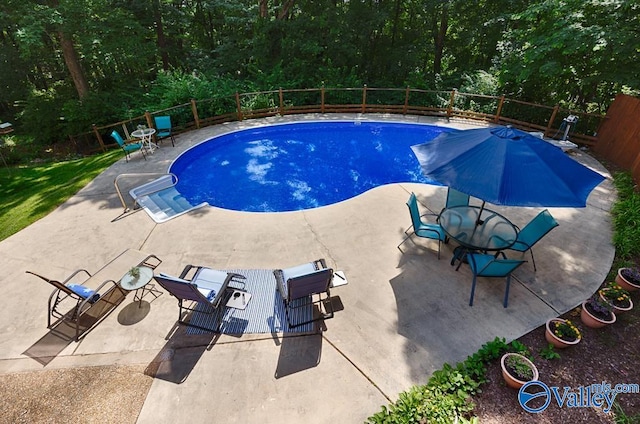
[0,150,122,241]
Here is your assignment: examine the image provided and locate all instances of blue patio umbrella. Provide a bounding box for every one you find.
[411,126,605,208]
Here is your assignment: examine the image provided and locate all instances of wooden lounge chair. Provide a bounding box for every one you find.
[274,258,334,328]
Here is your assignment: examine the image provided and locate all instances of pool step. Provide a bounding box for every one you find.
[130,176,208,223]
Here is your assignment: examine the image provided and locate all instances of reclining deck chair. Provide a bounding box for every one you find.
[26,250,162,340]
[154,265,246,332]
[274,258,334,328]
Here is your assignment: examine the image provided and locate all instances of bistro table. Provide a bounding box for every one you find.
[119,265,162,307]
[438,205,518,268]
[131,127,157,153]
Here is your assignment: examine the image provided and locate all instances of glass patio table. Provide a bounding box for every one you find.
[438,205,518,268]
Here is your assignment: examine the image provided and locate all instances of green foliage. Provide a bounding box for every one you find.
[539,343,561,360]
[611,172,640,261]
[366,337,511,424]
[613,401,640,424]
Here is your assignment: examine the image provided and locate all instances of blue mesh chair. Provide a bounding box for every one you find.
[398,193,446,259]
[154,115,176,146]
[445,187,470,209]
[509,209,559,271]
[467,253,525,307]
[111,130,146,162]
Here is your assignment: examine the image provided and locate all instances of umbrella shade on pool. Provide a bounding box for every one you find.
[410,126,605,207]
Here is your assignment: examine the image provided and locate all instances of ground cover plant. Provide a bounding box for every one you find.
[0,150,121,241]
[368,171,640,423]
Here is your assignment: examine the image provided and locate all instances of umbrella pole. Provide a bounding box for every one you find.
[476,201,486,226]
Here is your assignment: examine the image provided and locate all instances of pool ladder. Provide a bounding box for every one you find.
[114,172,178,212]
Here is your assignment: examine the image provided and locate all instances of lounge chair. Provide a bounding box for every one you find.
[27,249,161,340]
[111,129,146,162]
[153,115,176,146]
[398,193,446,258]
[154,265,246,332]
[274,258,334,328]
[466,253,525,307]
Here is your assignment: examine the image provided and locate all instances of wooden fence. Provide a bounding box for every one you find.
[69,86,605,156]
[594,94,640,183]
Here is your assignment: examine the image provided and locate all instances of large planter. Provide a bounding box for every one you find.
[545,318,581,348]
[615,268,640,292]
[580,300,616,328]
[500,353,539,390]
[599,289,634,314]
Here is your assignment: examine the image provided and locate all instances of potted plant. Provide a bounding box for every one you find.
[128,266,141,280]
[581,294,616,328]
[616,267,640,292]
[500,352,539,390]
[545,318,581,348]
[599,282,633,313]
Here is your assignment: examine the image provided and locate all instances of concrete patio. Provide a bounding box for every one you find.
[0,114,616,423]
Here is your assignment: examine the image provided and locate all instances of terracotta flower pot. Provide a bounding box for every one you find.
[580,300,616,328]
[599,289,634,314]
[500,353,539,390]
[545,318,581,348]
[615,268,640,292]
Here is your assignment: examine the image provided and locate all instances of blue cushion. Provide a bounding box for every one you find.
[66,284,100,303]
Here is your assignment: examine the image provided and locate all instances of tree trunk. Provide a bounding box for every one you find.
[259,0,268,18]
[153,0,170,70]
[433,3,449,75]
[58,31,89,100]
[277,0,295,20]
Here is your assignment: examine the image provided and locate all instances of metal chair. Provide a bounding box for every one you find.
[445,187,470,209]
[274,258,334,328]
[467,253,525,307]
[153,115,176,146]
[398,193,446,259]
[111,130,146,162]
[154,266,246,332]
[508,209,559,271]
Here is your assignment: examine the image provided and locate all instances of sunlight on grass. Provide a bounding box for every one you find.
[0,151,122,241]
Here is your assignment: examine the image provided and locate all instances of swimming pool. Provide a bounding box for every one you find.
[170,121,450,212]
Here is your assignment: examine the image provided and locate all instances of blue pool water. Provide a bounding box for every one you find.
[170,121,449,212]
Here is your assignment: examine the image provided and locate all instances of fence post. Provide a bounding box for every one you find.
[235,92,244,121]
[447,90,456,118]
[545,105,560,137]
[362,85,367,113]
[321,85,325,114]
[403,87,410,115]
[494,95,505,123]
[93,124,106,152]
[279,88,284,115]
[190,99,200,129]
[144,111,153,128]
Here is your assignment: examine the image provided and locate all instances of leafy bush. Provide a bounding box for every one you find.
[611,172,640,261]
[366,337,514,424]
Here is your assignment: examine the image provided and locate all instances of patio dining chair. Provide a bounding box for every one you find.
[467,253,525,307]
[274,258,334,328]
[111,130,146,162]
[153,115,176,146]
[444,187,470,210]
[507,209,559,271]
[154,266,246,332]
[398,193,446,259]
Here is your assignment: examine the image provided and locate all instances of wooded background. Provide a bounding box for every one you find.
[1,0,638,147]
